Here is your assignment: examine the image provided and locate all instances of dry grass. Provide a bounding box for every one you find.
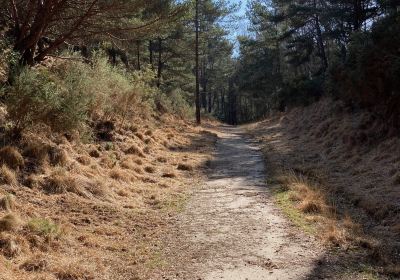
[249,98,400,277]
[0,165,17,185]
[0,146,24,169]
[109,168,131,182]
[0,114,218,279]
[76,155,91,166]
[124,144,145,157]
[0,214,21,232]
[144,166,156,174]
[0,194,16,211]
[20,257,48,272]
[162,172,177,178]
[89,149,101,158]
[157,157,168,163]
[177,163,193,171]
[27,218,61,240]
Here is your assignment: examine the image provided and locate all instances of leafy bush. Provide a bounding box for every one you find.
[3,53,193,135]
[5,66,91,133]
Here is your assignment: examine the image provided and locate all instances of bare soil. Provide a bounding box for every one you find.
[152,126,324,280]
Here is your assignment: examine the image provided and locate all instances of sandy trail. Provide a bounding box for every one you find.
[157,126,323,280]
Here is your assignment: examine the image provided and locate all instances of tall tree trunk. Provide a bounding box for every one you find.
[208,90,212,113]
[195,0,201,124]
[353,0,363,30]
[228,79,237,125]
[313,0,328,71]
[157,38,162,88]
[149,40,154,69]
[136,40,141,70]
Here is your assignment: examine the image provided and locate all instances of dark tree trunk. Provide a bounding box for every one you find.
[157,38,162,88]
[208,90,212,113]
[195,0,201,124]
[149,40,154,69]
[313,0,328,71]
[136,40,141,70]
[228,79,237,125]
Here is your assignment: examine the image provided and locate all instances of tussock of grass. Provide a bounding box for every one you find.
[124,144,145,157]
[157,157,167,163]
[0,165,17,185]
[109,168,131,182]
[144,166,156,173]
[0,214,21,232]
[0,233,21,258]
[76,155,91,165]
[177,163,193,171]
[0,194,15,211]
[162,172,176,178]
[89,149,101,158]
[0,146,24,170]
[20,257,48,272]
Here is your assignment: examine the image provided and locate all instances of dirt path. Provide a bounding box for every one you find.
[157,126,323,280]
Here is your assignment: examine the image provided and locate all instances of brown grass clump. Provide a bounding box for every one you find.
[124,144,145,157]
[134,158,143,165]
[0,194,15,211]
[0,146,24,169]
[162,172,177,178]
[0,214,21,232]
[120,158,135,170]
[77,155,92,166]
[24,174,41,189]
[297,191,326,214]
[23,142,49,164]
[48,146,69,166]
[144,166,156,173]
[116,189,129,197]
[0,165,17,185]
[109,168,131,182]
[321,222,346,246]
[89,149,101,158]
[135,132,145,140]
[43,172,88,196]
[177,163,193,171]
[157,157,167,163]
[0,233,21,258]
[54,264,95,280]
[20,257,48,272]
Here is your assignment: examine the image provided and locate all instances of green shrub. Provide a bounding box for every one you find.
[27,218,61,239]
[4,66,90,133]
[3,52,193,136]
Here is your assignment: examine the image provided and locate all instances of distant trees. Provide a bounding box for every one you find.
[229,0,400,125]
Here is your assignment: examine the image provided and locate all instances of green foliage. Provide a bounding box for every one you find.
[2,52,194,135]
[4,66,91,133]
[27,218,61,239]
[328,14,400,125]
[155,89,194,118]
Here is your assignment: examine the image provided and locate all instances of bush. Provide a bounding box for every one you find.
[3,53,193,135]
[4,66,90,133]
